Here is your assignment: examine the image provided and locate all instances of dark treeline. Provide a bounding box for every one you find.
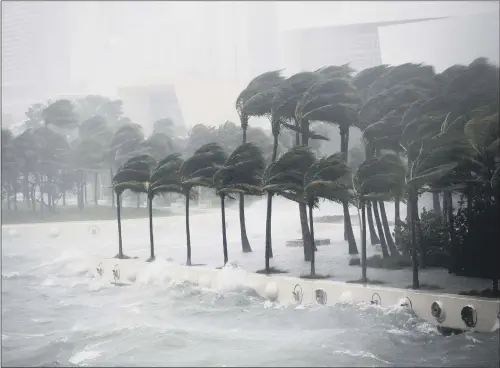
[2,58,499,294]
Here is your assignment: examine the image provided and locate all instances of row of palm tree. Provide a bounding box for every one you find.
[111,57,498,288]
[113,142,353,277]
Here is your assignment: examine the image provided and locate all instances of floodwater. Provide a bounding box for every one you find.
[2,197,499,367]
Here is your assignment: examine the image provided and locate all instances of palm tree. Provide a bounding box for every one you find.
[179,143,227,265]
[213,143,265,265]
[402,125,465,288]
[148,153,185,261]
[359,64,437,258]
[303,153,353,277]
[239,70,285,260]
[262,146,316,272]
[236,71,284,254]
[353,154,406,282]
[270,71,322,261]
[295,71,361,255]
[112,155,152,260]
[353,65,395,246]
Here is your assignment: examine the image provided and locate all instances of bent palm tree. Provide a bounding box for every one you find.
[303,153,353,277]
[235,71,284,253]
[295,73,361,255]
[149,154,185,260]
[112,155,153,259]
[353,154,406,282]
[213,143,265,265]
[262,146,316,272]
[179,143,227,265]
[240,70,285,260]
[271,71,324,261]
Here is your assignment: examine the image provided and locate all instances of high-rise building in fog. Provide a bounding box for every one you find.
[2,1,72,120]
[118,85,186,135]
[378,11,499,72]
[282,18,443,74]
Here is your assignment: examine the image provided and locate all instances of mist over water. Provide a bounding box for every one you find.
[2,199,498,367]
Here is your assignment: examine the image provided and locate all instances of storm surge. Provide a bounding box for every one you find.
[2,234,498,367]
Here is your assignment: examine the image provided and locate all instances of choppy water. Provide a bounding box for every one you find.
[2,199,499,367]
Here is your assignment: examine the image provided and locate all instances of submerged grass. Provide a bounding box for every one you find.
[255,267,289,275]
[349,254,412,270]
[2,203,173,225]
[300,274,331,280]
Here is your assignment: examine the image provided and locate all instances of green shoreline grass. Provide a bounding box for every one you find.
[1,204,174,225]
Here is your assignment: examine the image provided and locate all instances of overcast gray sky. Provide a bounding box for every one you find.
[277,1,499,29]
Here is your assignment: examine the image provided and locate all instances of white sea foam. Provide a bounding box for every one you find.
[69,349,101,366]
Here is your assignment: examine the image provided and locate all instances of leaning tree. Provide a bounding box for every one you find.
[179,143,227,265]
[236,70,284,254]
[213,143,265,266]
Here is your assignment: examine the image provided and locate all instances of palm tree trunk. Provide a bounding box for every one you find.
[265,193,273,272]
[409,185,420,289]
[239,196,252,252]
[94,172,99,205]
[433,192,441,215]
[13,188,17,211]
[372,201,389,258]
[136,193,141,208]
[221,195,229,265]
[31,187,36,213]
[265,134,280,261]
[415,203,424,267]
[367,201,380,245]
[340,128,359,254]
[62,191,66,206]
[466,185,473,221]
[6,186,11,211]
[442,193,449,226]
[343,202,358,255]
[394,195,401,247]
[147,196,155,262]
[115,194,124,259]
[308,204,316,277]
[23,173,29,206]
[110,167,115,208]
[493,279,499,294]
[446,191,455,246]
[379,201,399,256]
[300,203,313,261]
[239,127,252,253]
[361,200,367,283]
[185,192,192,266]
[40,181,44,219]
[299,118,315,259]
[84,172,88,205]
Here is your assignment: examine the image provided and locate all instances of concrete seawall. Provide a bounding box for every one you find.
[94,258,500,334]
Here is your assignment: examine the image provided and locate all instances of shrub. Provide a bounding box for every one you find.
[396,208,450,268]
[349,254,412,270]
[451,193,499,285]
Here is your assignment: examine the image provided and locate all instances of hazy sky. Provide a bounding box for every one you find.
[277,1,499,30]
[2,1,499,125]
